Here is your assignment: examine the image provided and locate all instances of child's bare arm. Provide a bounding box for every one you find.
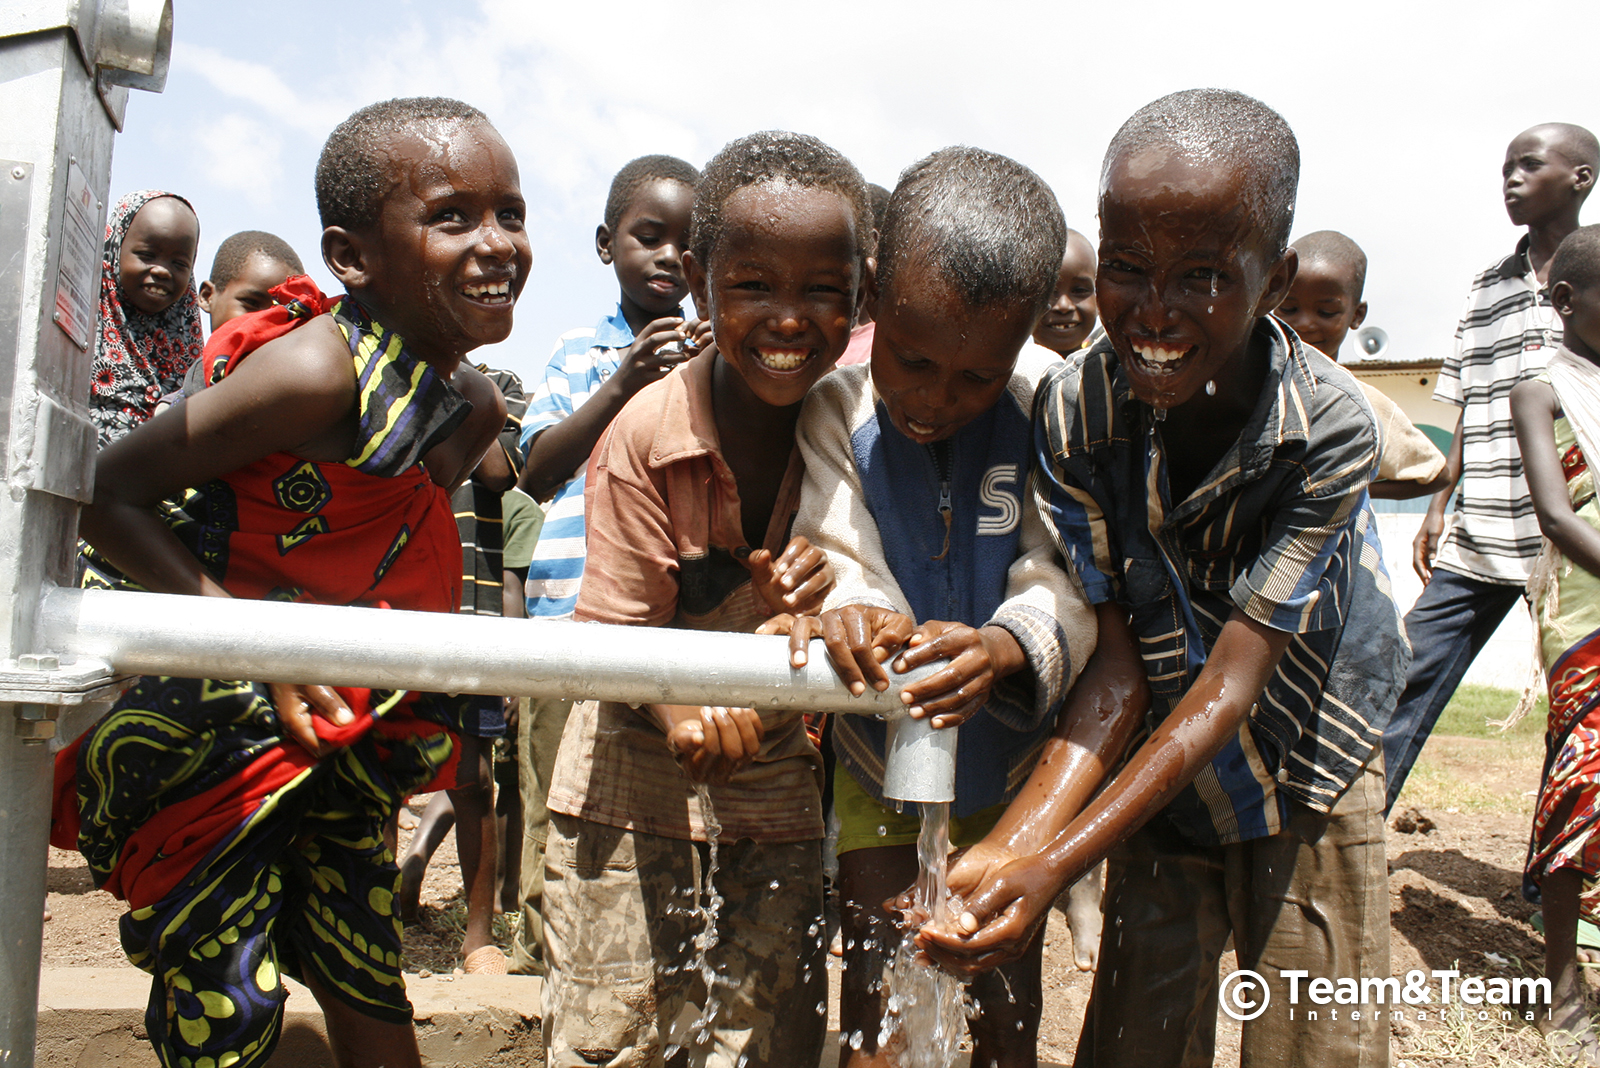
[1414,410,1464,583]
[80,317,364,752]
[1514,379,1600,577]
[916,607,1291,974]
[519,318,692,501]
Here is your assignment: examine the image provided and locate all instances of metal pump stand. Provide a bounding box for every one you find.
[0,5,954,1065]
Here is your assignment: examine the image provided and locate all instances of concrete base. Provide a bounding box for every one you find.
[36,967,543,1067]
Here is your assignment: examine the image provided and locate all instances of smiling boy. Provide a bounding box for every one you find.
[783,146,1096,1068]
[57,97,525,1068]
[1386,123,1599,812]
[915,90,1407,1068]
[1032,227,1098,356]
[540,132,870,1068]
[1275,230,1447,500]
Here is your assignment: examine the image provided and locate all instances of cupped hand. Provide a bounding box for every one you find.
[911,850,1059,977]
[747,535,834,616]
[665,706,764,784]
[270,682,355,757]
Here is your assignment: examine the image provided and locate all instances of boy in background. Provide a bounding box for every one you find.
[1274,229,1448,500]
[1388,124,1598,811]
[398,366,526,973]
[198,230,304,333]
[509,154,700,975]
[782,146,1095,1068]
[1031,227,1098,357]
[919,89,1406,1068]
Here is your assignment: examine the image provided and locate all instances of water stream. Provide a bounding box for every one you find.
[880,800,966,1068]
[667,782,725,1064]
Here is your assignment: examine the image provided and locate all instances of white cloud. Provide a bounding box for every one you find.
[113,0,1600,383]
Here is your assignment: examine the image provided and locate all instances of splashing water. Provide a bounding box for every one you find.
[880,801,966,1068]
[669,783,725,1063]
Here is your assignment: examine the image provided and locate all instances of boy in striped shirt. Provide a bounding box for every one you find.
[1386,124,1598,811]
[509,154,700,974]
[916,89,1406,1068]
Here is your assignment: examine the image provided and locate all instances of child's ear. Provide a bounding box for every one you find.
[1254,246,1298,319]
[197,280,215,313]
[683,249,710,320]
[1553,280,1576,316]
[322,226,374,290]
[1350,300,1368,330]
[1575,163,1596,197]
[855,257,877,325]
[595,223,615,265]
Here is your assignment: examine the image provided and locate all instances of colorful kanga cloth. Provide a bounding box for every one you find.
[1525,354,1600,922]
[89,190,205,448]
[53,276,474,1068]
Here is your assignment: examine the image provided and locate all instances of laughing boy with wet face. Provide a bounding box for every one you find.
[915,89,1408,1067]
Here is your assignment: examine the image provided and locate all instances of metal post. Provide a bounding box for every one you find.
[0,5,170,1065]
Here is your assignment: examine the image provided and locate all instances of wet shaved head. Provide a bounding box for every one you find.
[1292,230,1367,300]
[1102,88,1300,253]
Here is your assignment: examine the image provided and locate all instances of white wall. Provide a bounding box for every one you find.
[1375,514,1533,691]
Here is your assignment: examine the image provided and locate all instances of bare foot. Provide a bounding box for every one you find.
[1580,947,1600,967]
[1542,989,1600,1065]
[1066,860,1105,972]
[397,808,420,832]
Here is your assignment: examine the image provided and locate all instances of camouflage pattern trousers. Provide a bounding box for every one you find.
[543,812,827,1068]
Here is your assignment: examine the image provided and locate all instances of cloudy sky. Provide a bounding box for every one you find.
[108,0,1599,385]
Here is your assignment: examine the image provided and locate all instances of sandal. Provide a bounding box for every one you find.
[463,945,508,975]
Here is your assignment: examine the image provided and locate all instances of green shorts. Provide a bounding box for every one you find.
[833,769,1007,854]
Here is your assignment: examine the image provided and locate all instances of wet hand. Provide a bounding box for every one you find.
[781,605,915,692]
[665,706,764,784]
[270,683,355,758]
[911,852,1057,977]
[614,317,691,395]
[746,536,834,617]
[894,622,1025,728]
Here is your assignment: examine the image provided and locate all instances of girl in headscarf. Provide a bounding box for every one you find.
[89,190,203,447]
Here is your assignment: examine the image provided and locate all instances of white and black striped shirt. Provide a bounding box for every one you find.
[1433,237,1560,585]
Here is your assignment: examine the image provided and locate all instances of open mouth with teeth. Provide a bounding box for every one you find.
[1128,343,1196,377]
[752,346,814,372]
[461,280,514,305]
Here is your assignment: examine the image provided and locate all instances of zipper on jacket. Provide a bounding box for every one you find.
[929,440,953,561]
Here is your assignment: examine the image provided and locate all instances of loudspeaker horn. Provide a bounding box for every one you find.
[1355,325,1388,360]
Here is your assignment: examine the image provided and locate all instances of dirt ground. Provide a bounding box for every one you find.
[40,703,1572,1066]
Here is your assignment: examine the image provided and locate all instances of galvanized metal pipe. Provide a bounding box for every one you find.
[43,584,930,714]
[42,588,959,802]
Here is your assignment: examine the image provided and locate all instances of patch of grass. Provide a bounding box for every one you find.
[1435,685,1544,740]
[1399,761,1530,816]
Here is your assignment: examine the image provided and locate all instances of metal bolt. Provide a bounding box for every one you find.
[17,654,59,671]
[9,166,22,180]
[15,704,56,744]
